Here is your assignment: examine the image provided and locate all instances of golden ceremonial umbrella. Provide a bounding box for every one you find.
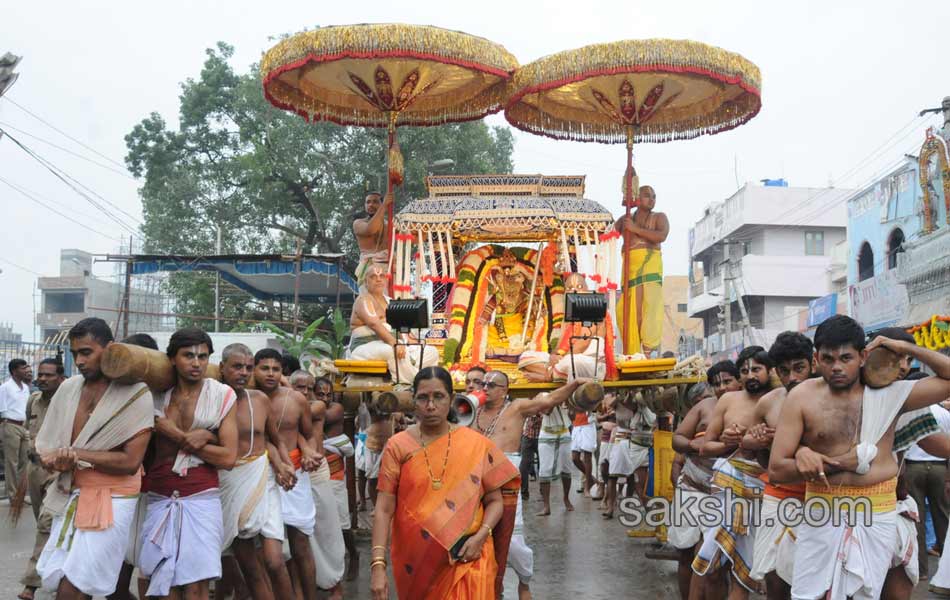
[261,23,519,271]
[504,39,761,352]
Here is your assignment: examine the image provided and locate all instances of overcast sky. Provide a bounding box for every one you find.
[2,1,947,342]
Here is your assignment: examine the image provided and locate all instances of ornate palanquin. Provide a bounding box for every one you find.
[391,174,614,372]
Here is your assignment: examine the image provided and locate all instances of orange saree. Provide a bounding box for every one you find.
[377,426,519,599]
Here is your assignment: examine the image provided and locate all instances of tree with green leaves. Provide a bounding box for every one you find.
[124,41,514,330]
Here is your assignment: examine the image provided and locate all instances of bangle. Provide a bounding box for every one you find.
[372,545,386,553]
[480,523,492,536]
[371,559,387,570]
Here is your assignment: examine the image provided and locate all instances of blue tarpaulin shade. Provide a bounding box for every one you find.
[129,254,357,304]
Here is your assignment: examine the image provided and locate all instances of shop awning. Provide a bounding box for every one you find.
[128,254,357,304]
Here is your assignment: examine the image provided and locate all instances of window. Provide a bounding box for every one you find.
[887,228,905,270]
[677,303,688,313]
[45,292,84,313]
[805,231,824,256]
[858,242,874,282]
[742,241,752,256]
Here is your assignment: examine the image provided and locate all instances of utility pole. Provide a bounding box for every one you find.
[122,236,133,339]
[722,241,732,354]
[214,226,222,332]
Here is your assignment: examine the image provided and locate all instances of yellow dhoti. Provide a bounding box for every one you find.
[622,248,663,354]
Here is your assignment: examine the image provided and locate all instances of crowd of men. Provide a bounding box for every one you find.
[3,311,950,599]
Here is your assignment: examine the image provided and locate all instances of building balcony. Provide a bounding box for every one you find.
[688,254,834,317]
[37,312,86,329]
[37,276,87,290]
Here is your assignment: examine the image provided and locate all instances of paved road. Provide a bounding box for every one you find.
[1,478,942,599]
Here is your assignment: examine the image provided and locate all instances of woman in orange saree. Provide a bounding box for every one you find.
[370,366,518,600]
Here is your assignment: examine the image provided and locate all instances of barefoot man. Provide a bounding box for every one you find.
[319,377,360,583]
[741,332,814,599]
[292,369,346,599]
[254,349,320,600]
[347,262,439,384]
[139,328,239,600]
[352,191,391,291]
[670,381,725,600]
[615,185,669,356]
[218,343,296,600]
[770,315,950,599]
[34,319,154,600]
[693,345,774,599]
[473,370,587,600]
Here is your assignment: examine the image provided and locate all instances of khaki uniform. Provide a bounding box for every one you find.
[20,391,54,589]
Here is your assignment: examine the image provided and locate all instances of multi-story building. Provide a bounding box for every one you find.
[844,157,922,332]
[0,322,22,343]
[896,108,950,331]
[687,181,852,358]
[37,249,161,340]
[661,275,703,357]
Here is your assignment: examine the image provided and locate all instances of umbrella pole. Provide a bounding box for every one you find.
[386,114,397,296]
[621,128,636,354]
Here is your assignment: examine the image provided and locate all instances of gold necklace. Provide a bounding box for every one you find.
[422,428,452,490]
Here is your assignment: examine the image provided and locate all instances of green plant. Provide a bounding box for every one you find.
[261,307,349,365]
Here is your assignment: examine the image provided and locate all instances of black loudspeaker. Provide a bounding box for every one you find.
[386,298,429,332]
[564,292,607,324]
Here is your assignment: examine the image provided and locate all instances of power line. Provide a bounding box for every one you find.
[0,127,143,237]
[0,120,135,179]
[700,114,938,247]
[0,175,117,240]
[0,174,117,223]
[0,255,44,277]
[1,95,128,170]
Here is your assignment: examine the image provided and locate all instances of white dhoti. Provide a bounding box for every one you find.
[668,487,708,550]
[324,437,352,531]
[552,339,606,381]
[608,437,651,478]
[599,440,613,466]
[281,467,316,536]
[504,452,534,583]
[930,506,950,590]
[309,461,345,589]
[751,494,800,584]
[355,435,366,472]
[37,492,139,597]
[139,489,224,596]
[538,434,572,482]
[792,510,896,600]
[571,423,596,453]
[363,447,383,479]
[125,493,148,568]
[329,480,351,530]
[892,496,919,586]
[348,337,440,385]
[791,480,898,600]
[219,453,283,549]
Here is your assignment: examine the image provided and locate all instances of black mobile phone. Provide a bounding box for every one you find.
[449,534,473,562]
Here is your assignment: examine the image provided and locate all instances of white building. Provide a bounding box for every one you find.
[687,182,853,357]
[36,249,164,341]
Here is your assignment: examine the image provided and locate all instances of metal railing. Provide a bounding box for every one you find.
[0,338,73,380]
